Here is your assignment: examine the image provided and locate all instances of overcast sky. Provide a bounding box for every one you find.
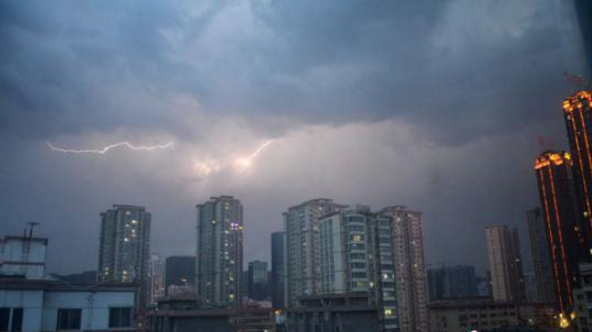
[0,0,589,275]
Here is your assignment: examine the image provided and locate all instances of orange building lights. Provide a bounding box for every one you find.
[534,151,581,319]
[562,90,592,258]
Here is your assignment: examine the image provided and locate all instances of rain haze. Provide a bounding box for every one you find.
[0,0,589,276]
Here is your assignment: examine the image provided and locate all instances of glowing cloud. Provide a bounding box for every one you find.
[194,159,222,178]
[46,141,174,154]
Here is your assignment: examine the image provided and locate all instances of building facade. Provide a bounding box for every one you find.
[286,293,380,332]
[563,91,592,262]
[380,206,428,332]
[97,204,151,306]
[526,207,556,305]
[573,262,592,332]
[318,208,372,294]
[428,299,551,332]
[148,254,165,306]
[0,279,137,332]
[485,225,526,303]
[247,260,268,301]
[0,235,47,280]
[195,196,243,307]
[164,256,195,296]
[318,205,399,331]
[271,232,285,309]
[534,151,585,316]
[283,198,344,307]
[428,264,478,301]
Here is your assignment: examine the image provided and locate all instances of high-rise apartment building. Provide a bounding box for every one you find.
[562,91,592,260]
[247,260,268,301]
[148,254,165,305]
[319,207,373,294]
[485,225,526,303]
[526,207,556,304]
[534,151,585,315]
[98,204,151,305]
[318,205,399,331]
[283,198,345,307]
[380,206,428,332]
[195,196,243,307]
[271,232,285,308]
[98,205,152,283]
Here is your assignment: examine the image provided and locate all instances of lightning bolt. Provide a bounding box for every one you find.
[46,141,174,154]
[235,140,274,169]
[245,140,273,163]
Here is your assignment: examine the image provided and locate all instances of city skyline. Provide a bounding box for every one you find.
[2,1,592,331]
[0,0,590,279]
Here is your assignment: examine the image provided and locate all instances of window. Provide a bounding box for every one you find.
[57,309,81,330]
[10,309,22,332]
[0,308,22,332]
[0,308,9,332]
[109,307,132,328]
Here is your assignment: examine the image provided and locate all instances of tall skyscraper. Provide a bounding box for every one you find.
[195,196,243,307]
[98,204,151,304]
[380,206,428,332]
[485,225,526,303]
[562,91,592,260]
[147,254,165,305]
[165,256,196,295]
[270,232,285,308]
[534,151,586,315]
[247,260,268,301]
[318,205,399,331]
[526,207,556,304]
[283,198,345,306]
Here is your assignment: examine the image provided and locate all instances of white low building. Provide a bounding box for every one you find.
[0,278,137,332]
[0,236,47,280]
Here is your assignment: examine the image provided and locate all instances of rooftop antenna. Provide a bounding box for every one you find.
[27,222,40,238]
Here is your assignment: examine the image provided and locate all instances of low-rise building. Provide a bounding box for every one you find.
[285,293,381,332]
[148,296,276,332]
[428,299,552,332]
[0,278,137,332]
[0,235,47,280]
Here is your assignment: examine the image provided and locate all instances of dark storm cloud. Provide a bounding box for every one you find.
[0,0,589,274]
[0,1,586,143]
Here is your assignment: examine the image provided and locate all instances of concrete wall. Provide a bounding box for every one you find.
[0,288,135,332]
[0,290,44,332]
[0,238,47,279]
[42,290,135,330]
